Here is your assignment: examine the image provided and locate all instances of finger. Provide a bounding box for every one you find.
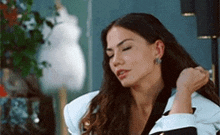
[195,66,204,70]
[193,74,209,91]
[195,66,205,73]
[195,68,208,75]
[195,69,209,82]
[199,70,209,85]
[199,69,209,78]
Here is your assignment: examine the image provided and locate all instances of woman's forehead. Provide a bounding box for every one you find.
[107,27,137,45]
[106,27,151,49]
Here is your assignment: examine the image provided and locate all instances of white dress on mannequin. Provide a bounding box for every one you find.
[38,7,86,93]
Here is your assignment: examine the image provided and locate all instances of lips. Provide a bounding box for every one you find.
[116,69,130,80]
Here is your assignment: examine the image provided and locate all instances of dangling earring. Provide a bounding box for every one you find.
[155,58,162,64]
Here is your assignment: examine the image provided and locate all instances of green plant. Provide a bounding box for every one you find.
[0,0,57,78]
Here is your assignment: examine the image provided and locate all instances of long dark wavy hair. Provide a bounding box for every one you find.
[80,13,220,135]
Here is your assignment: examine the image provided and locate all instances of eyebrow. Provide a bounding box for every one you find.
[106,39,133,51]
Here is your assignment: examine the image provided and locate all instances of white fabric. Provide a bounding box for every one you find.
[38,7,86,93]
[64,90,220,135]
[150,114,196,134]
[64,91,99,135]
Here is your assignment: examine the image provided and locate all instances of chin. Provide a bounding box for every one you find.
[120,80,135,88]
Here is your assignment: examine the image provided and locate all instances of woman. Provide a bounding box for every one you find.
[64,13,220,135]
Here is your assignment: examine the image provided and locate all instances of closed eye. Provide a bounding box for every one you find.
[122,46,132,51]
[106,46,131,59]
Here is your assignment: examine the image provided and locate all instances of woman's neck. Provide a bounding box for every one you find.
[130,75,164,110]
[129,76,164,135]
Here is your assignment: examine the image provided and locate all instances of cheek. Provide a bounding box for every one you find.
[132,55,154,70]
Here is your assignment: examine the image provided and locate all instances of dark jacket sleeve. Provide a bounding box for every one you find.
[151,127,197,135]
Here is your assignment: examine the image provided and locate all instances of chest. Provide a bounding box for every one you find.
[129,102,168,135]
[129,108,151,135]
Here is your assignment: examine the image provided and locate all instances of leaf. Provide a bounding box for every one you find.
[7,0,16,8]
[33,11,40,20]
[33,11,44,25]
[55,12,60,16]
[34,66,43,78]
[23,49,36,59]
[15,56,32,77]
[23,0,33,6]
[20,10,31,22]
[46,20,54,29]
[0,47,4,57]
[21,66,31,77]
[26,0,33,6]
[2,32,15,47]
[13,25,26,47]
[30,29,44,43]
[41,61,51,68]
[12,53,44,78]
[12,52,24,67]
[26,4,32,14]
[41,61,47,67]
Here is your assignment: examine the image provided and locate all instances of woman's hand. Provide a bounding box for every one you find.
[176,66,210,95]
[169,66,209,115]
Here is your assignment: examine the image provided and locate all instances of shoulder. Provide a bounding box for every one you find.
[64,91,99,134]
[66,90,99,110]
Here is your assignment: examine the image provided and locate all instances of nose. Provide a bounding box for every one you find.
[112,53,124,67]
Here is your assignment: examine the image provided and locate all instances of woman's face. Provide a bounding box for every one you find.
[106,26,161,87]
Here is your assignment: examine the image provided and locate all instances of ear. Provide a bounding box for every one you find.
[154,40,165,58]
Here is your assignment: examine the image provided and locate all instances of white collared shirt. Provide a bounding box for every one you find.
[64,90,220,135]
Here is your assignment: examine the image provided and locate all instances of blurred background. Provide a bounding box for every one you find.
[0,0,219,135]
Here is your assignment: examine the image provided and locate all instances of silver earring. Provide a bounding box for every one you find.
[155,58,162,64]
